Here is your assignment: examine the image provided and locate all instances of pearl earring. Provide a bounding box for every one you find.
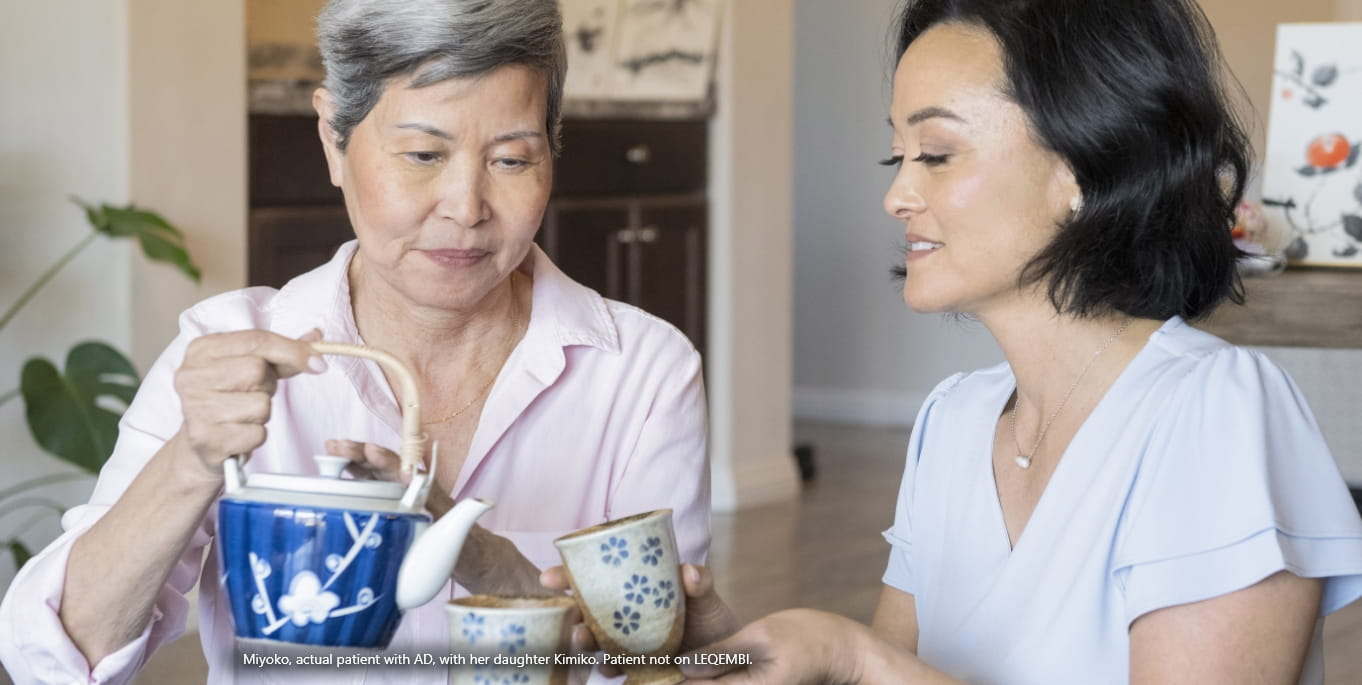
[1070,195,1083,214]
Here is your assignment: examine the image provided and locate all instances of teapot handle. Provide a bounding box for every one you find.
[309,342,428,474]
[223,455,246,495]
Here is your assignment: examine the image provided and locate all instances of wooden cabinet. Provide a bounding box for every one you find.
[248,206,351,289]
[539,119,709,357]
[248,114,350,288]
[542,197,707,356]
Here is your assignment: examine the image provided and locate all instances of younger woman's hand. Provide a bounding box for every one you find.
[681,609,962,685]
[679,609,862,684]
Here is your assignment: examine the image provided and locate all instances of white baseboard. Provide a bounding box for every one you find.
[793,386,924,427]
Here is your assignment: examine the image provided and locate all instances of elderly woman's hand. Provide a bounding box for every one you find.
[324,438,411,484]
[173,328,327,481]
[539,562,741,669]
[326,439,553,597]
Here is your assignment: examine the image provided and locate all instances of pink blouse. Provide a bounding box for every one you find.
[0,241,710,684]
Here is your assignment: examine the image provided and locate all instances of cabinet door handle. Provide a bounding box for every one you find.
[625,144,651,164]
[637,225,659,244]
[616,228,638,243]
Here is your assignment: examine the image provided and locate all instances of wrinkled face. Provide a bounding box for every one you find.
[317,65,552,310]
[884,22,1078,316]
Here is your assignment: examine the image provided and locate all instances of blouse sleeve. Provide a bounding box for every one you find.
[606,333,711,566]
[0,310,211,684]
[1112,346,1362,626]
[882,373,966,596]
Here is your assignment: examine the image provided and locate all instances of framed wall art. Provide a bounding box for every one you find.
[562,0,622,100]
[1261,22,1362,267]
[561,0,723,104]
[610,0,723,101]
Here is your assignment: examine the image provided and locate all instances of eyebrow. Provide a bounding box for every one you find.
[394,123,543,144]
[886,106,967,128]
[491,130,544,144]
[396,122,452,140]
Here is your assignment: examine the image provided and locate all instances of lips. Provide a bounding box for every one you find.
[420,248,490,267]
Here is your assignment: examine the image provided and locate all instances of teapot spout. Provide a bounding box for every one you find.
[395,498,493,610]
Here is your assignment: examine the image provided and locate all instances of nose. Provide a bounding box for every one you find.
[883,165,926,220]
[436,163,491,228]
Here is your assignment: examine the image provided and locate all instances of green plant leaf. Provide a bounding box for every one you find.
[21,341,140,473]
[73,197,104,231]
[7,541,32,569]
[70,197,202,283]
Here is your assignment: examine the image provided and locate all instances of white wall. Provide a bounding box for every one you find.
[708,0,802,511]
[791,0,1002,426]
[127,0,248,369]
[0,0,133,588]
[790,0,1362,482]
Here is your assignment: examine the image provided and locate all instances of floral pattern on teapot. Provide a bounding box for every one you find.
[242,511,386,636]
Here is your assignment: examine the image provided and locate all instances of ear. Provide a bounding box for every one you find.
[313,88,345,188]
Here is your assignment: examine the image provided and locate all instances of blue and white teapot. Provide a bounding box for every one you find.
[216,341,491,648]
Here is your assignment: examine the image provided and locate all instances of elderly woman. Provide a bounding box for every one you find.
[0,0,708,682]
[659,0,1362,683]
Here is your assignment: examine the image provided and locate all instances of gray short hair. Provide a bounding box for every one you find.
[317,0,566,154]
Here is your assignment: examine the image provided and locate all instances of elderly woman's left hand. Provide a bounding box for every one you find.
[325,439,554,597]
[325,439,410,484]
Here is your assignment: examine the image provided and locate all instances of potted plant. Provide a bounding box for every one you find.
[1,198,199,572]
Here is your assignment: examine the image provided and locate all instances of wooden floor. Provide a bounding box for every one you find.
[5,420,1359,684]
[709,421,1362,685]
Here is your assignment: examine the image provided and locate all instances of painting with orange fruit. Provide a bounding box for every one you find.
[1262,22,1362,267]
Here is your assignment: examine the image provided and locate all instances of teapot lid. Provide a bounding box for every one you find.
[246,474,405,501]
[222,455,427,513]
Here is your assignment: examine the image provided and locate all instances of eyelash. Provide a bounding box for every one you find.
[405,153,532,170]
[878,153,949,168]
[406,151,442,165]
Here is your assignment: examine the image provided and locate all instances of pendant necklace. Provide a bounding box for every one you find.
[424,273,522,426]
[1009,317,1133,469]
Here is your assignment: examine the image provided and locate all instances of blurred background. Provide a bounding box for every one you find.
[3,1,1361,682]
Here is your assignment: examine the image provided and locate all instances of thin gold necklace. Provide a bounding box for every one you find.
[424,273,522,426]
[1009,317,1133,470]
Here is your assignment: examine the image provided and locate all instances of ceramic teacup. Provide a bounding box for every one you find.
[446,595,576,685]
[554,509,685,685]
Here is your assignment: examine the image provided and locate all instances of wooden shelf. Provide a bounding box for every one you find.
[562,98,714,120]
[1196,269,1362,349]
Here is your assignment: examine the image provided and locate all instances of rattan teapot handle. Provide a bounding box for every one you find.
[310,341,427,474]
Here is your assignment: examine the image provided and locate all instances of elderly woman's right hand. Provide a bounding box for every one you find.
[172,328,327,479]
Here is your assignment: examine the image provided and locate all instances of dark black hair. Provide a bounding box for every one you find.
[892,0,1248,320]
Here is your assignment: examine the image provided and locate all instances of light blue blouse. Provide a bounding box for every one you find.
[883,317,1362,684]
